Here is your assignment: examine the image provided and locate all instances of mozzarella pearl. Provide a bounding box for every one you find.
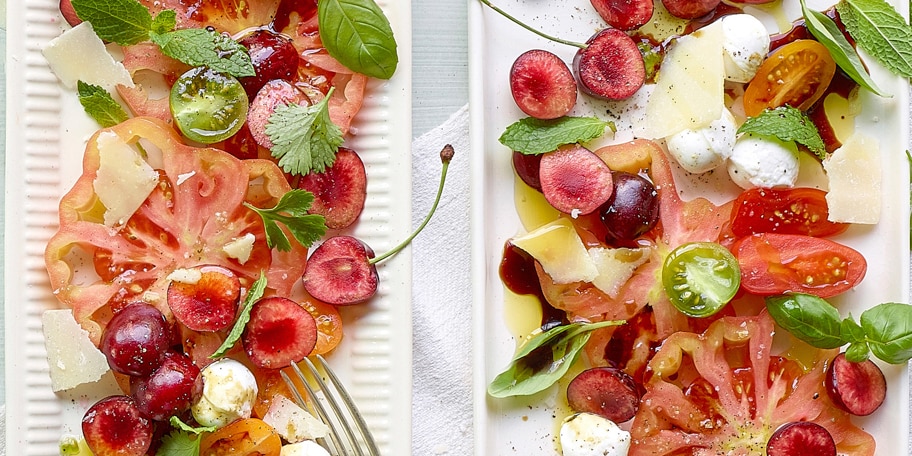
[666,108,737,173]
[560,412,630,456]
[721,14,771,83]
[727,134,800,189]
[190,358,258,428]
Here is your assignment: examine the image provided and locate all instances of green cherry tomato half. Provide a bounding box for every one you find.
[662,242,741,318]
[170,66,248,144]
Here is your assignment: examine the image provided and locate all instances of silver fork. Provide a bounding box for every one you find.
[281,354,381,456]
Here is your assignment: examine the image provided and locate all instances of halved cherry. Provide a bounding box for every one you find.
[303,145,455,305]
[242,296,318,369]
[167,265,241,332]
[297,147,367,229]
[82,396,153,456]
[539,144,614,216]
[825,352,886,416]
[509,49,577,119]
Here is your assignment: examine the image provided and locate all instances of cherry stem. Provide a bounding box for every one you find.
[477,0,587,49]
[369,144,454,265]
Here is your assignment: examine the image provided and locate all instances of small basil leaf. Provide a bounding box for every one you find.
[765,293,845,349]
[499,116,614,155]
[487,320,623,398]
[841,316,866,343]
[800,0,888,96]
[845,341,871,362]
[317,0,398,79]
[860,302,912,364]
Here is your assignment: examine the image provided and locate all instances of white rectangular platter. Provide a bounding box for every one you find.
[469,0,911,454]
[4,1,413,454]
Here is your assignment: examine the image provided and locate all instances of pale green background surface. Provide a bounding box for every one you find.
[0,0,467,417]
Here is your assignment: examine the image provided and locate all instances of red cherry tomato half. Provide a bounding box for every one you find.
[729,187,849,238]
[732,233,866,298]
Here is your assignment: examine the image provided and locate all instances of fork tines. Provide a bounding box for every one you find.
[282,354,381,456]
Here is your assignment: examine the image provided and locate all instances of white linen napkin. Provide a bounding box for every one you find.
[411,105,474,455]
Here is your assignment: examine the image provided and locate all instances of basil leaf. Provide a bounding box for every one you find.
[209,272,268,359]
[71,0,152,45]
[800,0,887,96]
[318,0,398,79]
[151,29,255,78]
[837,0,912,78]
[845,341,871,362]
[860,302,912,364]
[765,293,845,348]
[499,116,614,155]
[841,316,866,343]
[487,320,623,398]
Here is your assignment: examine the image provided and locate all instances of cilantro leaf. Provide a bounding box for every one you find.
[837,0,912,77]
[499,116,614,155]
[157,430,201,456]
[210,272,268,359]
[266,87,344,176]
[244,190,328,252]
[738,107,827,159]
[71,0,153,45]
[150,29,255,78]
[77,81,129,127]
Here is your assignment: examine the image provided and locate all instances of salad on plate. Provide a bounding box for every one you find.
[475,0,912,454]
[30,0,421,454]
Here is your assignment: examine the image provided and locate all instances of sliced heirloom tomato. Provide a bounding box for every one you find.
[629,312,874,455]
[199,418,281,456]
[743,39,836,117]
[729,187,849,238]
[732,232,866,298]
[44,117,309,345]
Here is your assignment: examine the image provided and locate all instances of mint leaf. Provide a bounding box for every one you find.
[77,81,129,127]
[499,116,614,155]
[244,190,328,252]
[71,0,152,45]
[738,107,826,159]
[837,0,912,77]
[169,416,217,435]
[265,87,344,175]
[800,0,887,96]
[150,29,255,78]
[151,9,177,34]
[210,272,267,358]
[318,0,399,79]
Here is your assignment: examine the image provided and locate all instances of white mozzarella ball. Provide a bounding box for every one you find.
[721,14,770,83]
[191,358,259,428]
[665,108,737,173]
[727,134,800,189]
[560,412,631,456]
[280,441,331,456]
